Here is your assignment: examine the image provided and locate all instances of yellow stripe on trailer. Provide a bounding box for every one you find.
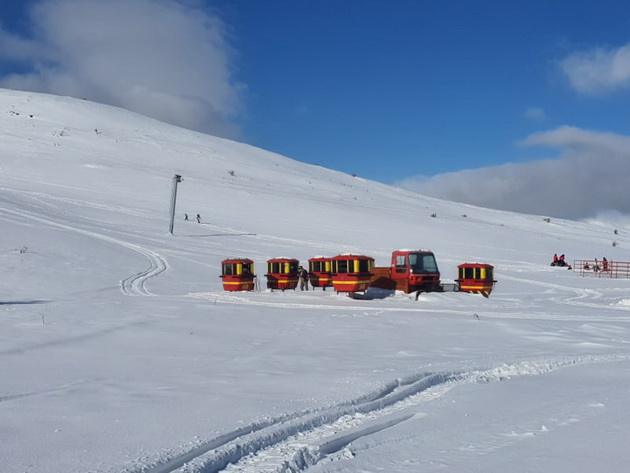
[333,279,372,285]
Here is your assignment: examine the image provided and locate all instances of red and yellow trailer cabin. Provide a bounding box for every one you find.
[456,263,496,298]
[308,256,332,290]
[265,257,299,291]
[220,258,255,291]
[330,254,375,293]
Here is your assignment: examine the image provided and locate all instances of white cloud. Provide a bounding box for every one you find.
[0,0,243,138]
[396,126,630,219]
[560,43,630,94]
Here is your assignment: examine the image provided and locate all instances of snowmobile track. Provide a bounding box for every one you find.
[123,355,630,473]
[0,203,168,296]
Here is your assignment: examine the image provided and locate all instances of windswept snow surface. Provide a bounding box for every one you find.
[2,89,630,473]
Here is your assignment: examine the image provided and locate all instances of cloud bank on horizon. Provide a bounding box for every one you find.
[399,40,630,220]
[398,126,630,220]
[0,0,243,138]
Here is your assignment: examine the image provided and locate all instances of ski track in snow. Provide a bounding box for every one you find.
[0,185,153,220]
[193,285,630,323]
[0,202,167,296]
[190,291,429,313]
[119,355,630,473]
[0,380,89,403]
[499,273,630,316]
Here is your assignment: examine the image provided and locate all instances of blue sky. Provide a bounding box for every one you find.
[1,0,630,219]
[224,0,630,178]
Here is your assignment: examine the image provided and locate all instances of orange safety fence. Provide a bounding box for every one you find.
[573,259,630,278]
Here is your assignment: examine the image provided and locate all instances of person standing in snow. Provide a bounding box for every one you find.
[196,214,201,223]
[298,266,309,291]
[184,213,189,221]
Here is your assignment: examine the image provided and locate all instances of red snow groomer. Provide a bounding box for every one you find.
[369,250,442,296]
[265,257,299,291]
[330,254,375,293]
[220,258,255,291]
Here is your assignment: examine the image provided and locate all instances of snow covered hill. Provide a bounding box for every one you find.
[2,88,630,473]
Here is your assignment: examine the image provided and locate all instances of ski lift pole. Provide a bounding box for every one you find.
[168,174,183,235]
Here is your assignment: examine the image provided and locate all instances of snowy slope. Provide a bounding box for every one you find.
[1,88,630,473]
